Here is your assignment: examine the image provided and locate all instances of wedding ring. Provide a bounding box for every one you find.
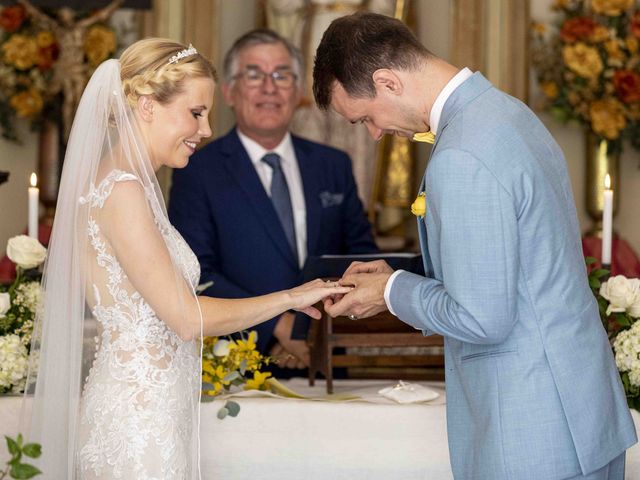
[348,314,358,321]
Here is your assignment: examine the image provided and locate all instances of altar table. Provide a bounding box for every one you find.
[2,379,640,479]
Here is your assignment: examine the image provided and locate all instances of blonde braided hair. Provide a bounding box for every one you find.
[119,37,217,107]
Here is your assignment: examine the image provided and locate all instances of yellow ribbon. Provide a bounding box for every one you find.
[412,131,435,144]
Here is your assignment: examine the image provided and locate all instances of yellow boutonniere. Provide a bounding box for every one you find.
[411,192,426,217]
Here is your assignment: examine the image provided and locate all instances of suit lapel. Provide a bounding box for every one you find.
[221,130,299,269]
[416,174,433,278]
[294,137,322,256]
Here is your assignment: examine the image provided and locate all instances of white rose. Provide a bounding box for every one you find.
[213,339,231,357]
[0,292,10,317]
[599,276,640,316]
[6,235,47,269]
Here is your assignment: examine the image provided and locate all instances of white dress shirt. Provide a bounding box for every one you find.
[384,67,473,316]
[237,130,307,268]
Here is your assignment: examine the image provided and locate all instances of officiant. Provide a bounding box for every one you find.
[168,28,377,375]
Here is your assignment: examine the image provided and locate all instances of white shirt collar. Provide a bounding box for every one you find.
[429,67,473,135]
[236,129,294,167]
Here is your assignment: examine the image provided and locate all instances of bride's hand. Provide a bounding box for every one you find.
[288,279,353,319]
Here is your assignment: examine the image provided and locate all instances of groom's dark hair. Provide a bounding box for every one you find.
[313,12,431,110]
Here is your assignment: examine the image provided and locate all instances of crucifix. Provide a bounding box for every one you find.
[16,0,123,141]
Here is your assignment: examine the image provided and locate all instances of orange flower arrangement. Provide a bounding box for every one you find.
[0,4,117,142]
[532,0,640,153]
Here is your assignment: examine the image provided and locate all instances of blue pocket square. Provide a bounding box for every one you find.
[319,191,344,208]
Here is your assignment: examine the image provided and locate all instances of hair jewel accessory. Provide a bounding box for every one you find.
[168,44,198,64]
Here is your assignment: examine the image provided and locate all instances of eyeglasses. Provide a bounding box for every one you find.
[234,68,298,89]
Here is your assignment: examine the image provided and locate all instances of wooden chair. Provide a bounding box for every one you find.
[308,308,445,393]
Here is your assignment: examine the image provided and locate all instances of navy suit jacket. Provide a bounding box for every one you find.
[168,128,377,352]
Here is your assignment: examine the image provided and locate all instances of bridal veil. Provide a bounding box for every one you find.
[22,56,204,478]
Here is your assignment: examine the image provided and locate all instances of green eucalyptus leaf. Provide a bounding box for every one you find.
[200,394,215,403]
[225,400,240,417]
[239,360,247,375]
[223,371,241,383]
[201,382,215,391]
[217,407,229,420]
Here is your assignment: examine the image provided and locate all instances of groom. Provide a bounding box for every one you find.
[313,12,637,480]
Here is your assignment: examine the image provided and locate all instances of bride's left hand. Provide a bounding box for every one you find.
[288,279,353,319]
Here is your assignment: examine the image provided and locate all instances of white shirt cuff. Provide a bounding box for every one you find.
[384,269,405,317]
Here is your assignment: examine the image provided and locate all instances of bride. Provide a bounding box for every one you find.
[24,38,349,479]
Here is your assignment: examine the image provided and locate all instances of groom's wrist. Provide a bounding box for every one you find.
[384,270,405,316]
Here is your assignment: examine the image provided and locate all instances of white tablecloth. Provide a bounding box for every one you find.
[2,379,640,479]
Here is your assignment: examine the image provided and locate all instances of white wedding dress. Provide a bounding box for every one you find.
[76,170,201,479]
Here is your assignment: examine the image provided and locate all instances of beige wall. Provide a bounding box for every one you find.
[0,129,38,256]
[213,0,258,137]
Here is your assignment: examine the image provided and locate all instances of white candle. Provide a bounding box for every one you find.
[602,173,613,266]
[28,172,39,239]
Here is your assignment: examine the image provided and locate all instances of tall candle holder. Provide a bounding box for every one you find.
[602,173,613,268]
[28,173,39,239]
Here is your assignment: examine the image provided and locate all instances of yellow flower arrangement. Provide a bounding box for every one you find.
[0,4,117,141]
[201,331,273,419]
[531,0,640,153]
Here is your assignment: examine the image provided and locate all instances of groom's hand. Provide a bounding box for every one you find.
[323,260,393,311]
[324,270,393,319]
[342,259,394,277]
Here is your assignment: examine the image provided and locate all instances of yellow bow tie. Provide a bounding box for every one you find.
[412,131,436,144]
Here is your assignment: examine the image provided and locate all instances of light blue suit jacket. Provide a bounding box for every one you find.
[389,73,637,479]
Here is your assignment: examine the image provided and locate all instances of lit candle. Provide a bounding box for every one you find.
[28,172,39,239]
[602,173,613,266]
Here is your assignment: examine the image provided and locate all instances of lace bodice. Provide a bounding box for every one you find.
[77,170,201,479]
